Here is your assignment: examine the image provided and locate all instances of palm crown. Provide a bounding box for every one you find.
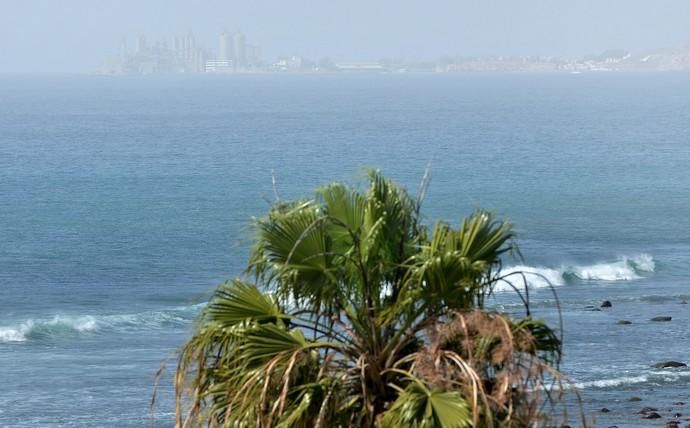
[172,170,563,427]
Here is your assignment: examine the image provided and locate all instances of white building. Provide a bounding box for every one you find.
[219,31,233,62]
[206,59,233,73]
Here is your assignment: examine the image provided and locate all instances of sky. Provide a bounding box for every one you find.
[2,0,690,72]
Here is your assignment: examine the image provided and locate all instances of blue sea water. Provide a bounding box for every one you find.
[1,73,689,426]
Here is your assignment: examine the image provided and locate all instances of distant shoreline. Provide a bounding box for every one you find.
[2,68,690,77]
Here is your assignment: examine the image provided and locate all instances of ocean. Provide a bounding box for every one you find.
[1,73,689,427]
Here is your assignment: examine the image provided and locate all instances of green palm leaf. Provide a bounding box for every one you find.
[241,323,307,363]
[383,378,470,428]
[206,279,284,326]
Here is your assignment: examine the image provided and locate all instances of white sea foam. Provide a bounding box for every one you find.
[0,316,98,343]
[569,260,641,281]
[0,325,29,342]
[567,254,655,281]
[574,375,649,389]
[0,304,204,343]
[575,369,690,390]
[496,265,564,291]
[626,253,656,272]
[496,254,655,291]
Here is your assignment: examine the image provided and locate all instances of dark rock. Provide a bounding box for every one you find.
[629,396,642,402]
[675,413,683,417]
[680,300,688,304]
[638,407,659,413]
[601,407,611,412]
[588,308,602,312]
[601,300,612,308]
[674,402,686,405]
[654,361,687,369]
[642,412,662,419]
[652,316,673,322]
[617,320,632,325]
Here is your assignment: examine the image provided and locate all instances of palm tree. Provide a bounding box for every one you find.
[172,170,564,427]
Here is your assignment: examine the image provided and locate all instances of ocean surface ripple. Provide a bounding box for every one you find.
[2,73,690,426]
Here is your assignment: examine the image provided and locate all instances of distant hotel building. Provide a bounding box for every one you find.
[219,31,233,62]
[233,32,247,67]
[173,33,207,73]
[205,31,257,73]
[205,59,232,73]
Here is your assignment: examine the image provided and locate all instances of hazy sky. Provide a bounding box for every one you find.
[2,0,690,72]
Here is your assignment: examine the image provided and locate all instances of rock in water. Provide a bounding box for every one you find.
[601,300,612,308]
[601,407,610,413]
[617,320,632,325]
[654,361,687,368]
[641,412,662,419]
[651,316,673,322]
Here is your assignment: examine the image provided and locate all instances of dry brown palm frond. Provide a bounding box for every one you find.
[401,310,581,427]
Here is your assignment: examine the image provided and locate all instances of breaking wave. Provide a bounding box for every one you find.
[574,375,649,389]
[575,369,690,390]
[496,254,655,291]
[0,304,204,343]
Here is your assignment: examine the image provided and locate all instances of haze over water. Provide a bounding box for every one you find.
[3,1,690,72]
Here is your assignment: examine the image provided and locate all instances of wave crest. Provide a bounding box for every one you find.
[0,304,204,343]
[575,375,649,389]
[575,369,690,390]
[496,266,564,291]
[0,316,98,343]
[497,254,655,291]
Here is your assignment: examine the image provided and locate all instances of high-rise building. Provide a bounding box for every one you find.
[233,32,247,67]
[184,32,195,61]
[219,31,234,62]
[135,35,148,54]
[247,44,261,66]
[194,49,207,73]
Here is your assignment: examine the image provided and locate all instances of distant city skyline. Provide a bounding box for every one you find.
[101,29,690,75]
[3,0,690,73]
[104,31,264,74]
